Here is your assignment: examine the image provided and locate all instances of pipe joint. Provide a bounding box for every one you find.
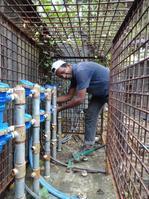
[12,131,19,138]
[32,84,40,98]
[51,139,57,145]
[8,125,15,132]
[45,113,50,120]
[43,154,50,161]
[52,124,56,130]
[33,115,40,127]
[44,113,48,119]
[31,119,36,125]
[31,169,40,179]
[15,125,26,143]
[45,89,52,100]
[13,85,25,104]
[31,143,40,154]
[12,162,26,179]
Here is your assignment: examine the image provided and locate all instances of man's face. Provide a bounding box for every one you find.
[56,64,72,80]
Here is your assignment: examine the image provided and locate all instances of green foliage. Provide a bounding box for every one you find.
[43,57,52,70]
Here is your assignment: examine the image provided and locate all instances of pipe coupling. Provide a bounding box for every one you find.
[52,124,56,130]
[45,88,52,100]
[32,84,40,98]
[45,113,51,121]
[33,115,40,127]
[51,139,57,145]
[31,119,36,125]
[12,162,26,179]
[31,168,40,179]
[13,85,25,104]
[15,125,26,143]
[43,154,50,161]
[31,143,40,154]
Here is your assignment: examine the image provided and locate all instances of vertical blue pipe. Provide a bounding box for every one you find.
[44,88,52,178]
[14,85,26,199]
[57,112,62,152]
[51,86,57,159]
[32,84,40,195]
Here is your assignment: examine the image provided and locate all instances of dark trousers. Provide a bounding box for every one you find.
[84,96,108,145]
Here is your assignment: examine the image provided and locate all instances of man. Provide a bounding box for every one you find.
[51,60,109,150]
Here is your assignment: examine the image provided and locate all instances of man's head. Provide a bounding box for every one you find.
[51,60,72,79]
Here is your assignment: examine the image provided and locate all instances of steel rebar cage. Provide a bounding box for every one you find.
[108,0,149,198]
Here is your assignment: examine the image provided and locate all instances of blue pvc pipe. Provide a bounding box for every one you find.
[29,139,78,199]
[44,88,51,178]
[14,87,26,199]
[0,133,13,153]
[51,86,57,159]
[32,85,40,195]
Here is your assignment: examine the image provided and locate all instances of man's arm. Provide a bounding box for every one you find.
[57,87,76,103]
[58,88,86,112]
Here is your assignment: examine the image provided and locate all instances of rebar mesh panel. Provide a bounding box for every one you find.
[108,0,149,198]
[0,13,41,194]
[0,0,134,58]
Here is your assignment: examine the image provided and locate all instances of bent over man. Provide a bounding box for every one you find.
[51,60,109,150]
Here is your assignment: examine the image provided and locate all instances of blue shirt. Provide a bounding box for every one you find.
[70,62,109,97]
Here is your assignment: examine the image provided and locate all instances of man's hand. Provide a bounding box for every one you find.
[57,87,75,103]
[57,89,86,112]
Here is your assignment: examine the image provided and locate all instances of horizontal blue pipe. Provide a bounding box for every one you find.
[0,133,13,153]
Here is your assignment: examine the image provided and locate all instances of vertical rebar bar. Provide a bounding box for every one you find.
[13,85,26,199]
[31,84,40,195]
[51,86,57,159]
[44,87,52,179]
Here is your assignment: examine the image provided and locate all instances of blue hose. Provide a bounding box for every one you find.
[29,138,78,199]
